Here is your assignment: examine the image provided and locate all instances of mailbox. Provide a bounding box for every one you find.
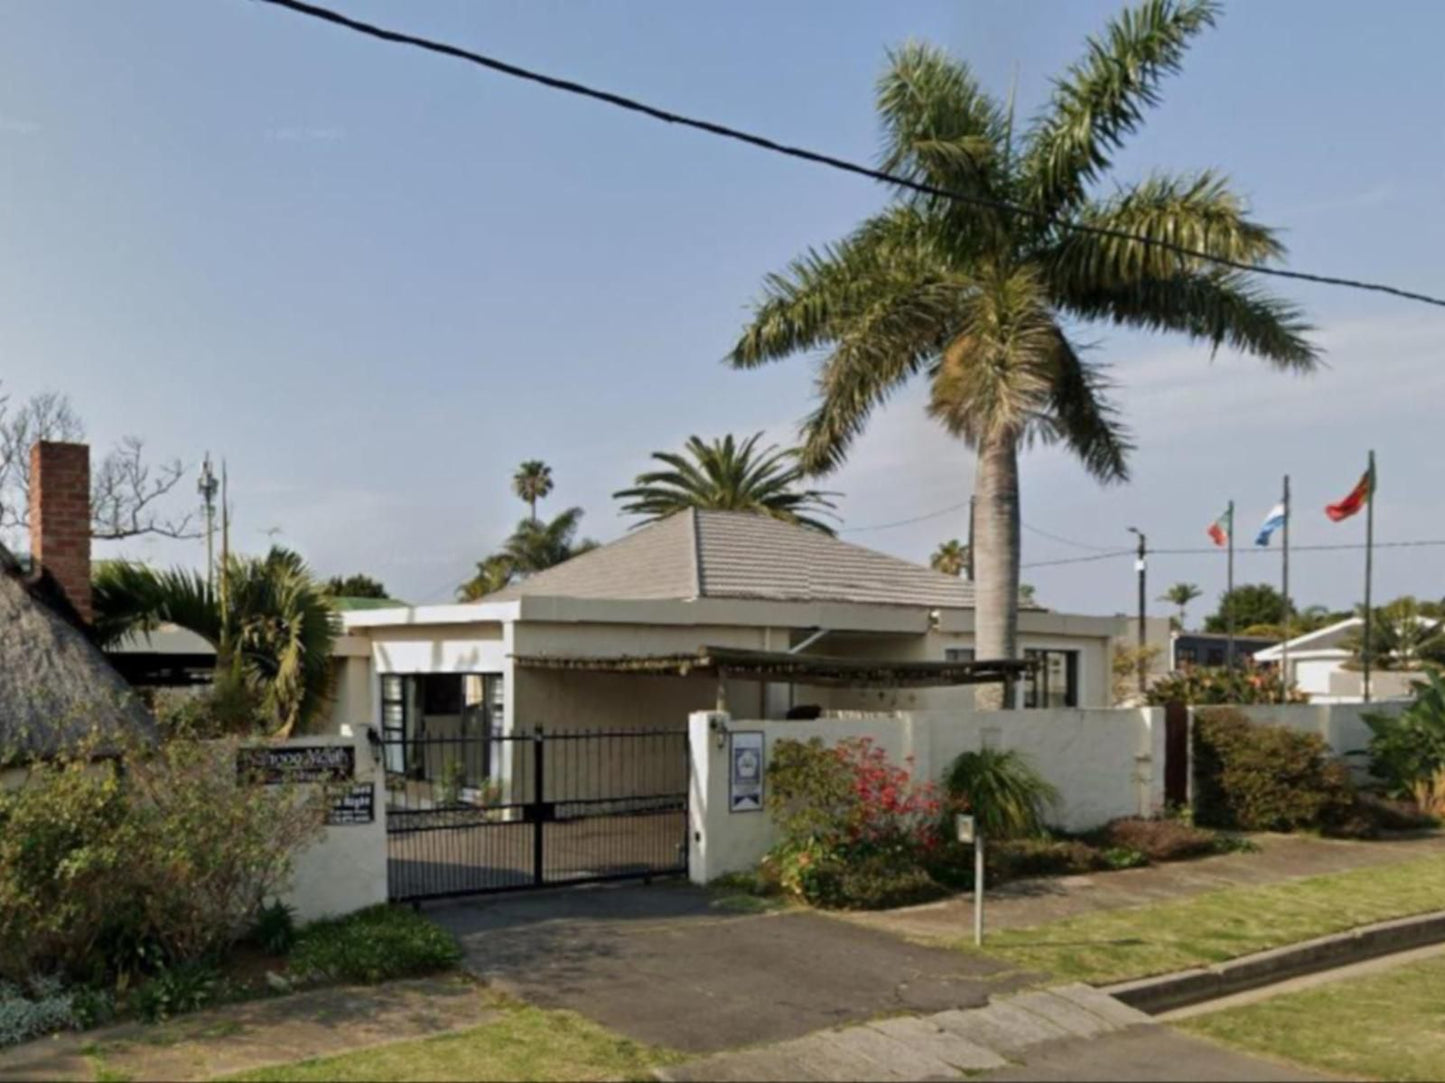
[954,812,975,844]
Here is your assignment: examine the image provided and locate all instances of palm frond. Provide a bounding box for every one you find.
[1021,0,1220,216]
[1038,332,1134,484]
[1059,268,1320,371]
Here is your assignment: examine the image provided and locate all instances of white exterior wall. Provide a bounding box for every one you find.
[280,731,389,923]
[687,706,1165,884]
[1224,702,1403,768]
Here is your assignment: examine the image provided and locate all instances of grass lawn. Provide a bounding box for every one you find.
[1178,951,1445,1081]
[972,852,1445,985]
[220,999,682,1083]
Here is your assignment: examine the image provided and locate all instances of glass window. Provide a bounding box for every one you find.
[1024,649,1079,708]
[944,647,976,663]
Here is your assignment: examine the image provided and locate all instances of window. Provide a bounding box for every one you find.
[1207,648,1225,666]
[380,675,408,775]
[1024,649,1079,708]
[944,647,976,663]
[1176,646,1197,666]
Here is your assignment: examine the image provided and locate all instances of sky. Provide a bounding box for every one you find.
[2,0,1443,622]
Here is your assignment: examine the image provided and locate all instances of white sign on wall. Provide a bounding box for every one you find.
[729,731,764,813]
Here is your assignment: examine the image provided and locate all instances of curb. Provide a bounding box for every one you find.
[1103,909,1445,1014]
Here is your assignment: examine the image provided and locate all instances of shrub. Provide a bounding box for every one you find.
[941,748,1059,840]
[1147,667,1306,706]
[0,734,326,986]
[1193,708,1354,831]
[0,977,88,1049]
[248,900,298,957]
[289,906,462,984]
[763,738,944,909]
[1362,671,1445,798]
[1093,817,1218,863]
[987,838,1101,880]
[128,962,226,1024]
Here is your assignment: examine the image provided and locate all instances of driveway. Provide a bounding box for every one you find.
[428,881,1034,1054]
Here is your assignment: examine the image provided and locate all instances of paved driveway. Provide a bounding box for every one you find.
[428,881,1034,1054]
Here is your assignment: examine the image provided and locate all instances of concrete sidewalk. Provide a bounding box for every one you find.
[658,983,1324,1082]
[843,832,1445,944]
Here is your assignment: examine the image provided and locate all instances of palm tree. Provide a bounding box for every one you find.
[1160,582,1202,628]
[457,554,515,601]
[728,1,1315,704]
[931,539,969,577]
[501,507,598,575]
[512,460,554,523]
[93,547,339,736]
[614,433,838,533]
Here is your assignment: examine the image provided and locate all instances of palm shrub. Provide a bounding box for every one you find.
[729,1,1317,704]
[1361,670,1445,798]
[941,748,1060,839]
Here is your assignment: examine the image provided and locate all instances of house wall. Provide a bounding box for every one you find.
[687,706,1165,884]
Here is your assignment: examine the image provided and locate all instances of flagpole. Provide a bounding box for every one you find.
[1363,450,1375,703]
[1281,475,1291,704]
[1226,499,1235,670]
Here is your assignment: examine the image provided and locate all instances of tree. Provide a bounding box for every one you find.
[1346,596,1445,672]
[931,539,969,577]
[457,554,516,602]
[1204,583,1294,634]
[614,433,838,533]
[727,2,1315,705]
[512,460,554,524]
[93,547,339,736]
[1160,582,1202,629]
[0,387,197,541]
[501,507,598,573]
[324,573,389,599]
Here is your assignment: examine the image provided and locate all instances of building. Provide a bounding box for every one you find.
[1253,618,1421,702]
[328,510,1144,765]
[1170,631,1279,670]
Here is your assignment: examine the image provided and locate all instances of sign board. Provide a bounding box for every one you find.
[729,731,764,813]
[327,782,375,825]
[954,812,976,844]
[237,744,355,785]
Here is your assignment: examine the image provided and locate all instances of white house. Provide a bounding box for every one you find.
[1254,617,1420,702]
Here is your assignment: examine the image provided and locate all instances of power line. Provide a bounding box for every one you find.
[1021,538,1445,569]
[1022,550,1134,570]
[1022,522,1114,552]
[255,0,1445,310]
[840,500,971,533]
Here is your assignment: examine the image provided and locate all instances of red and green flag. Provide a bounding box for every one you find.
[1325,465,1375,522]
[1206,505,1232,547]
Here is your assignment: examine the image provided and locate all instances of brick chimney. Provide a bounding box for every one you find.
[29,441,92,624]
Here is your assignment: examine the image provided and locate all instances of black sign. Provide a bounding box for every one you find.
[237,744,355,785]
[328,783,375,825]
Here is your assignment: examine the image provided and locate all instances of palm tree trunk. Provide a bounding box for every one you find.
[973,432,1021,710]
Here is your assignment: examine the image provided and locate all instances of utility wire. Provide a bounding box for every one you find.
[1022,538,1445,569]
[840,500,970,533]
[1022,522,1115,552]
[255,0,1445,310]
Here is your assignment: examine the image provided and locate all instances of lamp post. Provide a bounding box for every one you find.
[1127,527,1147,696]
[197,454,219,594]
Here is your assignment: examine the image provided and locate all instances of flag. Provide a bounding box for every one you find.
[1255,503,1286,547]
[1207,506,1232,547]
[1326,468,1374,522]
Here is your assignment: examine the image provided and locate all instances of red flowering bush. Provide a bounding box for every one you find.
[761,737,951,909]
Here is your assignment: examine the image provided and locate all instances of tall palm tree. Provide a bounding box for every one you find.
[457,554,515,601]
[931,538,969,577]
[729,1,1316,703]
[512,460,554,523]
[93,547,339,736]
[614,433,839,533]
[1160,582,1202,628]
[501,507,598,575]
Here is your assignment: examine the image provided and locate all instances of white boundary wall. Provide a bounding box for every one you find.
[688,707,1166,885]
[1211,702,1404,780]
[278,731,389,923]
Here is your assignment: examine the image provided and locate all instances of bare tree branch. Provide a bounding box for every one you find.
[0,386,200,541]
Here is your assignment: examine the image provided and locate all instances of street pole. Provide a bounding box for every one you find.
[1226,500,1236,670]
[1281,475,1291,704]
[1363,450,1376,703]
[1129,528,1147,696]
[197,454,219,595]
[974,833,985,946]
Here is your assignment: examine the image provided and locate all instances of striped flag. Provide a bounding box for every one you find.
[1255,503,1286,547]
[1206,506,1232,547]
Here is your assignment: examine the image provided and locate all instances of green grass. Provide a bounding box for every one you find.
[973,852,1445,984]
[220,1000,682,1082]
[1178,951,1445,1081]
[288,905,462,985]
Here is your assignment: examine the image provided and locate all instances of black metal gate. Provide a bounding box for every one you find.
[382,728,689,902]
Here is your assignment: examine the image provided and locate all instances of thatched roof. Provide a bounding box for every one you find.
[0,543,155,763]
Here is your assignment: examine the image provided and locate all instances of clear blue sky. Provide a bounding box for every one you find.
[3,0,1443,619]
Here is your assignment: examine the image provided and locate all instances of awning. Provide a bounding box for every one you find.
[511,646,1033,688]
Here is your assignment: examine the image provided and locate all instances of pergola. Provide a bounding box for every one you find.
[512,645,1035,710]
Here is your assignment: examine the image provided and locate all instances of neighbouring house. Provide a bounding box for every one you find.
[1170,630,1279,670]
[1253,617,1422,702]
[1,442,154,773]
[323,510,1144,780]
